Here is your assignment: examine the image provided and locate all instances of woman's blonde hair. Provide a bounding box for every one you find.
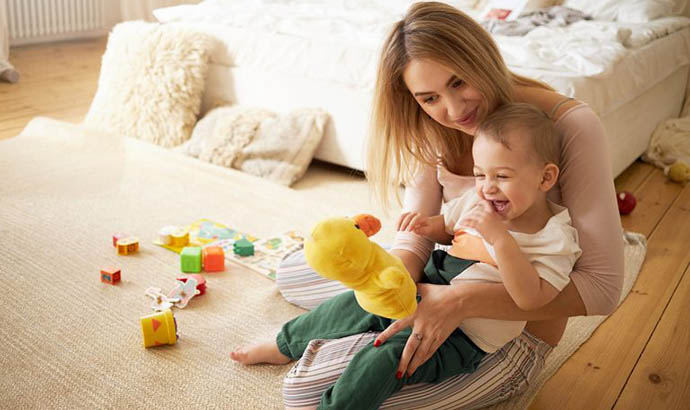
[366,1,552,209]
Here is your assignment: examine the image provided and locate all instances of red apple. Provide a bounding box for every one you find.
[617,191,636,215]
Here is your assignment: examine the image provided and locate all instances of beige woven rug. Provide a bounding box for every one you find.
[0,118,646,410]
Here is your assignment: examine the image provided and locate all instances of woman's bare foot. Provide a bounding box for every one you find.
[230,341,292,365]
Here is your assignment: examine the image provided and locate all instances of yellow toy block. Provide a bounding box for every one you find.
[157,225,177,245]
[140,309,177,348]
[171,228,190,247]
[117,237,139,255]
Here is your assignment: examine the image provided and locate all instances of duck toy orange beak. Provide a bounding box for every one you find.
[353,214,381,237]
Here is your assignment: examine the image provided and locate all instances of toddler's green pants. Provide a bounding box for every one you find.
[276,250,485,410]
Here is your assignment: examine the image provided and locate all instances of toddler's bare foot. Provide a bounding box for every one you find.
[230,341,291,365]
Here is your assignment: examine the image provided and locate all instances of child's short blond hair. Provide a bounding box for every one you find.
[476,103,560,165]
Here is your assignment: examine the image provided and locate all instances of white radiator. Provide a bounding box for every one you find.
[7,0,107,46]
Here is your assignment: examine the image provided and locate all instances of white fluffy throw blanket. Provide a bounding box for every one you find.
[85,21,213,147]
[178,105,329,186]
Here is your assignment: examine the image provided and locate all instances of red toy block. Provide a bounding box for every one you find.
[101,267,121,284]
[177,274,207,295]
[202,246,225,272]
[112,233,127,247]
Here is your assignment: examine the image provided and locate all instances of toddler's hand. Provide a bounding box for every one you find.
[458,200,508,245]
[397,212,432,237]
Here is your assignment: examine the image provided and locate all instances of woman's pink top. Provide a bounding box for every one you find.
[392,104,624,316]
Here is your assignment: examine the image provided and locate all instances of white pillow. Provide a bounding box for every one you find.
[617,0,685,22]
[561,0,619,20]
[474,0,558,13]
[85,21,213,147]
[562,0,686,22]
[180,105,329,186]
[522,0,561,13]
[368,0,480,15]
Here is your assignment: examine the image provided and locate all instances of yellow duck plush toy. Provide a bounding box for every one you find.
[305,214,417,319]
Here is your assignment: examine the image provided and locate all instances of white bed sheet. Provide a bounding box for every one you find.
[155,2,690,118]
[516,24,690,116]
[154,0,690,174]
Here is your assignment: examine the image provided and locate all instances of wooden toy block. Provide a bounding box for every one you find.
[100,267,121,284]
[202,246,225,272]
[112,233,126,247]
[157,225,177,245]
[117,237,140,255]
[180,246,202,273]
[171,228,190,247]
[177,274,207,295]
[233,238,254,257]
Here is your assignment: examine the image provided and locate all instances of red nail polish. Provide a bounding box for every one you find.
[374,340,381,347]
[396,371,403,380]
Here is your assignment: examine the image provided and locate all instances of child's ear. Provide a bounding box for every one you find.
[540,163,559,191]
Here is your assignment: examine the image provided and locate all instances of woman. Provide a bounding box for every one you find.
[276,2,624,408]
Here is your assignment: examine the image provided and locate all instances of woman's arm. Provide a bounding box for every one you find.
[458,200,563,311]
[454,280,586,321]
[554,106,624,315]
[390,248,427,283]
[390,163,444,279]
[492,236,560,311]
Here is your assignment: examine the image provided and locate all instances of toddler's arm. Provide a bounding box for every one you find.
[460,201,559,311]
[398,212,453,245]
[492,236,559,311]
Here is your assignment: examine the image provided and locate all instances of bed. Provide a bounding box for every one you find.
[153,0,690,177]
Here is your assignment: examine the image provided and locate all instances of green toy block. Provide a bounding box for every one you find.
[233,238,254,257]
[180,246,202,273]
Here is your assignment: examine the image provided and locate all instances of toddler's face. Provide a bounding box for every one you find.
[472,132,546,221]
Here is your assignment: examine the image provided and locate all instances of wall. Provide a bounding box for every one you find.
[120,0,201,22]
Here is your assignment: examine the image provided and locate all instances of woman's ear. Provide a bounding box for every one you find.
[540,163,559,192]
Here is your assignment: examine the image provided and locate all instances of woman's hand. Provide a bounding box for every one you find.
[374,282,467,378]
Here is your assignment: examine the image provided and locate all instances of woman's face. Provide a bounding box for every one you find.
[403,58,487,135]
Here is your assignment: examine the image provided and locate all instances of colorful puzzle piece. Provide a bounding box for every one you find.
[145,287,180,311]
[167,278,200,308]
[177,274,207,295]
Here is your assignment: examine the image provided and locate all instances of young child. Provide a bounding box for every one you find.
[230,103,581,409]
[398,102,582,355]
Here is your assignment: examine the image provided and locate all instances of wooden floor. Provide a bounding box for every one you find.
[2,38,689,409]
[0,37,106,139]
